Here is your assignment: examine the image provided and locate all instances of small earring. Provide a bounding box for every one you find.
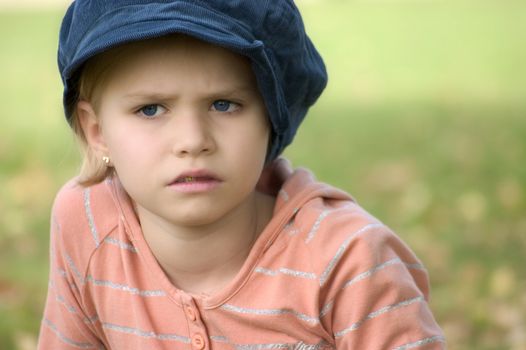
[102,156,110,165]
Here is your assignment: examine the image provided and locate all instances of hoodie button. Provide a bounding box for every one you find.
[185,305,197,321]
[192,333,205,349]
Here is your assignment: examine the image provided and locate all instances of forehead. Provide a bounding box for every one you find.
[101,35,257,90]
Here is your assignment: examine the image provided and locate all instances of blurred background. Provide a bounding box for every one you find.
[0,0,525,349]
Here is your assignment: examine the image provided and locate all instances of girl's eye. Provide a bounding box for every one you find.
[137,104,166,118]
[211,100,240,113]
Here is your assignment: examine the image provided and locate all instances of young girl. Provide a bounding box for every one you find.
[39,1,445,349]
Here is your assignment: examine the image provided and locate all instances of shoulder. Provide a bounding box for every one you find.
[295,200,443,347]
[52,177,119,236]
[293,195,387,254]
[51,177,119,275]
[289,196,428,292]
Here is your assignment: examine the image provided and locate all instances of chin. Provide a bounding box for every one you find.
[167,212,222,228]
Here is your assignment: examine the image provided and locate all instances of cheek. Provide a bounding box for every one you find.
[246,112,271,149]
[256,122,271,156]
[236,126,269,159]
[101,122,157,167]
[238,126,270,173]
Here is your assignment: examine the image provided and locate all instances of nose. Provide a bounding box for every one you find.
[170,108,216,158]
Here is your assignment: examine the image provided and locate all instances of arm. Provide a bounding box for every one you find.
[38,195,104,349]
[322,224,445,349]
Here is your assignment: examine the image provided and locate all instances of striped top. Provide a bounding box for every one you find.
[38,159,445,349]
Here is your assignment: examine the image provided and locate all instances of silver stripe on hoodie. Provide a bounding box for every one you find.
[43,318,96,349]
[255,267,317,280]
[319,258,426,317]
[279,189,290,202]
[65,253,84,283]
[209,337,333,350]
[249,256,426,320]
[83,188,100,247]
[319,223,384,286]
[220,304,320,324]
[305,210,331,243]
[55,293,77,314]
[334,296,425,338]
[235,340,331,350]
[102,322,190,343]
[392,335,446,350]
[210,335,229,342]
[103,237,138,253]
[86,276,165,297]
[83,315,99,325]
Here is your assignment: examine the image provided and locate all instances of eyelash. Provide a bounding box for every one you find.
[210,100,241,113]
[135,100,241,119]
[136,104,166,118]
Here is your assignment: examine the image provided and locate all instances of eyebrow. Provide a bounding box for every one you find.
[122,92,174,100]
[122,85,258,100]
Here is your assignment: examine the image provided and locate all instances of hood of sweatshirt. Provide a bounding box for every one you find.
[110,157,355,307]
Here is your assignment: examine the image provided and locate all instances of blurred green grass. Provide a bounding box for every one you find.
[1,1,525,349]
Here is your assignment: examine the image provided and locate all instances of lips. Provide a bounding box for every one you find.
[174,176,216,183]
[169,169,222,185]
[168,169,223,193]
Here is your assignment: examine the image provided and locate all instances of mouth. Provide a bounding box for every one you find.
[169,169,223,185]
[173,176,217,183]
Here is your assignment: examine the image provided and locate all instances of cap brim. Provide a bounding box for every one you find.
[61,1,289,160]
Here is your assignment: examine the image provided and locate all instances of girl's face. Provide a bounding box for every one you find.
[79,37,270,228]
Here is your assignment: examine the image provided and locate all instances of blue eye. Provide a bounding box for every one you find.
[211,100,239,113]
[138,104,165,118]
[212,100,231,112]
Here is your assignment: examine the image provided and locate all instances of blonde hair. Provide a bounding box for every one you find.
[72,37,176,186]
[71,35,268,186]
[71,48,122,186]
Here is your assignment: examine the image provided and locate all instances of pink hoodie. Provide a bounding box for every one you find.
[38,158,444,349]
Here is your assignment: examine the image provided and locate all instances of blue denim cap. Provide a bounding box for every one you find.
[58,0,327,161]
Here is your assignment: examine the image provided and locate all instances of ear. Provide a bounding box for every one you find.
[77,100,109,156]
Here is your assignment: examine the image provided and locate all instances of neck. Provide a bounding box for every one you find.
[137,191,274,296]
